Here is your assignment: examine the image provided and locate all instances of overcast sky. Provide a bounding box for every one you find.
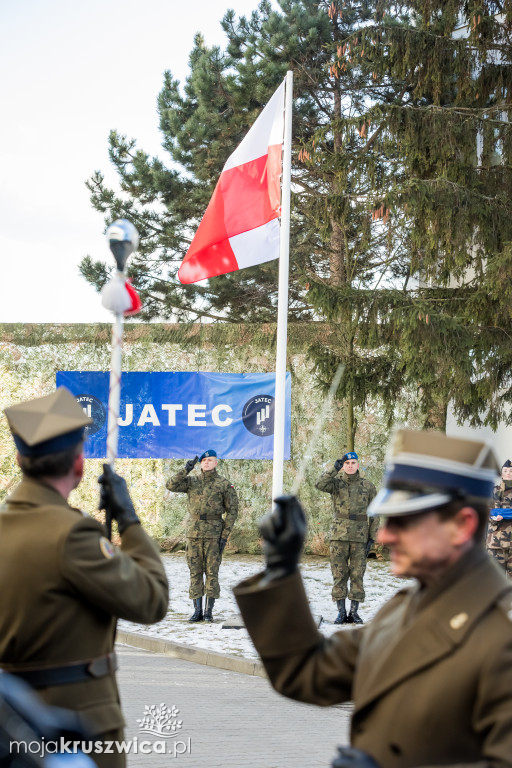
[0,0,266,323]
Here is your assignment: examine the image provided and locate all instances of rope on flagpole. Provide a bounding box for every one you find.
[290,362,345,497]
[106,310,123,466]
[101,219,140,538]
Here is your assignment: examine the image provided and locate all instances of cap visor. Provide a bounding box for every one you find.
[368,488,452,517]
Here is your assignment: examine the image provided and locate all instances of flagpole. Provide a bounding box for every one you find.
[271,70,293,503]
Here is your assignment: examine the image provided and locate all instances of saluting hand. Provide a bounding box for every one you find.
[185,456,199,474]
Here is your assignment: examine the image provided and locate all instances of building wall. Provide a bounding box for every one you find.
[446,405,512,464]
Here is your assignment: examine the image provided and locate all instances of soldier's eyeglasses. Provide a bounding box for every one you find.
[382,512,435,531]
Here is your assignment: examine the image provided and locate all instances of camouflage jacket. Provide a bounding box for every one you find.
[487,481,512,550]
[315,467,378,543]
[166,468,238,540]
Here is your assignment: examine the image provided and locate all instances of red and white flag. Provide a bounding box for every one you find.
[178,81,285,284]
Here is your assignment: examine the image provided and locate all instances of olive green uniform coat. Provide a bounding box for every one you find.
[315,468,377,601]
[487,481,512,578]
[166,467,238,598]
[234,546,512,768]
[0,479,169,750]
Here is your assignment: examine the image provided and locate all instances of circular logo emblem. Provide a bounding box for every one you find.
[75,394,106,436]
[242,395,275,437]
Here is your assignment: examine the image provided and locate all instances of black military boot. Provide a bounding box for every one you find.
[204,597,216,622]
[334,599,347,625]
[189,598,203,622]
[348,600,363,624]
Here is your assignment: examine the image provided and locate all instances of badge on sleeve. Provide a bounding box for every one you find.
[99,536,116,559]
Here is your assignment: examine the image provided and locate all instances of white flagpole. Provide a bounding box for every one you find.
[271,70,293,502]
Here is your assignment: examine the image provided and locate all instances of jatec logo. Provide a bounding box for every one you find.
[242,395,275,437]
[76,394,106,436]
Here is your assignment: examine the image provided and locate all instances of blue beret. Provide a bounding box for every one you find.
[199,449,217,461]
[342,452,358,463]
[502,459,512,469]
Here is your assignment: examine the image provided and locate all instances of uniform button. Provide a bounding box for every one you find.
[389,744,402,756]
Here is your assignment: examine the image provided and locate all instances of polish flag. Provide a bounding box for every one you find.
[178,81,285,284]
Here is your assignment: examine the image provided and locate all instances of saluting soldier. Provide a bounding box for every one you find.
[167,449,238,623]
[234,430,512,768]
[487,458,512,578]
[315,452,377,624]
[0,388,169,768]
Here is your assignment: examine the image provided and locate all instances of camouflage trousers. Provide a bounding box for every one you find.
[487,546,512,579]
[186,537,222,598]
[329,540,367,602]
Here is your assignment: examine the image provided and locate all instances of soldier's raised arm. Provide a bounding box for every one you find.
[315,459,344,493]
[166,456,198,493]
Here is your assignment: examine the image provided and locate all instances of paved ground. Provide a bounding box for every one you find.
[117,644,352,768]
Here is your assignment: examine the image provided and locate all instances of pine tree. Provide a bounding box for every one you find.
[303,0,512,434]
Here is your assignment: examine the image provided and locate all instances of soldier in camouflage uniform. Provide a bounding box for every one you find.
[167,449,238,622]
[315,452,377,624]
[486,458,512,578]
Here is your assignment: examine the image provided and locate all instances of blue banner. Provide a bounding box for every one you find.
[56,371,291,460]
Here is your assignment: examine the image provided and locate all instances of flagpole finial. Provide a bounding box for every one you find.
[102,219,142,317]
[106,219,139,272]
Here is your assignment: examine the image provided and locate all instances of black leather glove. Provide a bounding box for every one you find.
[219,538,227,554]
[98,463,140,534]
[334,458,344,472]
[365,538,374,558]
[259,495,307,581]
[185,455,199,473]
[332,747,381,768]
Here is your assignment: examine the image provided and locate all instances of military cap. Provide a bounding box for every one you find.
[502,459,512,469]
[368,429,499,517]
[4,387,91,457]
[199,449,217,461]
[341,452,358,463]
